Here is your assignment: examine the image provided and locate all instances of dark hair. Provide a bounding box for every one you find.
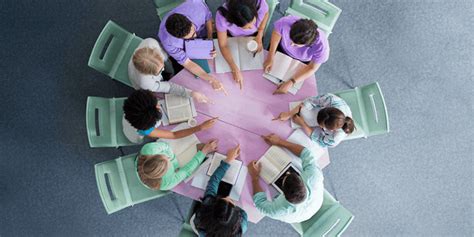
[196,196,243,237]
[165,13,192,38]
[282,173,307,204]
[290,19,319,45]
[217,0,258,27]
[123,89,162,130]
[317,108,355,134]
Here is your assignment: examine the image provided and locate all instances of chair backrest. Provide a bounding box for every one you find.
[264,0,280,35]
[333,89,368,140]
[153,0,184,20]
[178,201,200,237]
[95,153,170,214]
[291,189,354,237]
[285,0,341,36]
[88,20,143,87]
[86,96,142,148]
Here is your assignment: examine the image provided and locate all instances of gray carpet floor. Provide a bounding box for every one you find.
[0,0,472,236]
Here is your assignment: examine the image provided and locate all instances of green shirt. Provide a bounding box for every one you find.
[253,148,324,223]
[136,141,206,190]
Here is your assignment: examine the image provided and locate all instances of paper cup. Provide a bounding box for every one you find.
[247,40,258,52]
[187,118,198,127]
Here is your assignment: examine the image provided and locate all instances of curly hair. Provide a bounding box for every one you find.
[123,89,162,130]
[282,173,307,204]
[290,19,319,45]
[317,107,355,134]
[165,13,193,38]
[196,196,243,237]
[217,0,258,28]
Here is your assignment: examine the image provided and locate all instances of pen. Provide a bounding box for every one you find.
[296,106,302,116]
[253,51,257,58]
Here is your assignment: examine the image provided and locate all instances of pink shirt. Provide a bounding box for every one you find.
[274,15,330,64]
[215,0,269,37]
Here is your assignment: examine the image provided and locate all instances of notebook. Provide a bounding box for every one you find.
[214,37,264,73]
[207,153,243,185]
[164,94,197,124]
[257,146,293,184]
[263,52,306,95]
[185,39,214,59]
[289,101,318,129]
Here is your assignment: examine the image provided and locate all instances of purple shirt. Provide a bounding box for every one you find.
[158,0,212,65]
[274,16,330,64]
[215,0,269,37]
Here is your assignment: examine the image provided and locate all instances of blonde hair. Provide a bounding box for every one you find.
[133,47,164,75]
[137,154,170,190]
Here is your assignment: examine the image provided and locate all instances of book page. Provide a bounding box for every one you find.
[214,38,240,73]
[165,94,192,124]
[258,157,281,184]
[207,153,243,185]
[267,52,293,80]
[237,37,264,71]
[160,123,200,166]
[258,146,292,184]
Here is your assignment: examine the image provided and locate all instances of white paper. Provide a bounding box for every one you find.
[214,37,263,73]
[207,153,243,185]
[165,94,193,124]
[287,129,327,162]
[159,123,200,167]
[257,146,293,184]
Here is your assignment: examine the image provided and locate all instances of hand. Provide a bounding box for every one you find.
[263,57,273,73]
[199,117,218,130]
[210,49,217,59]
[201,139,218,155]
[272,111,292,121]
[261,133,282,146]
[231,69,244,90]
[225,144,241,163]
[292,114,306,127]
[273,80,293,95]
[209,78,229,96]
[248,161,262,179]
[191,91,211,104]
[255,37,263,53]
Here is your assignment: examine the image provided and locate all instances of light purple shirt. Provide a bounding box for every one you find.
[215,0,269,37]
[158,0,212,65]
[274,16,330,64]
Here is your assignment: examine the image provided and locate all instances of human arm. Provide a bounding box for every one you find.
[216,31,243,89]
[255,12,269,52]
[182,59,228,95]
[263,30,282,73]
[147,117,218,139]
[248,161,264,195]
[273,63,320,94]
[206,20,213,40]
[310,127,346,148]
[272,102,303,121]
[292,114,314,137]
[262,134,304,157]
[204,144,240,196]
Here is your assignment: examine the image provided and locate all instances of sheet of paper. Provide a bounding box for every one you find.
[184,157,212,183]
[289,101,318,129]
[237,37,264,71]
[267,52,293,79]
[214,38,240,73]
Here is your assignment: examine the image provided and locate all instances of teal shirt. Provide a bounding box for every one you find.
[253,148,324,223]
[136,141,206,190]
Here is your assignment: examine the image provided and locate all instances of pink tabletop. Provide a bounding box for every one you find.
[168,57,329,223]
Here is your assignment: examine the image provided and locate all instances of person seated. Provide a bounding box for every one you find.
[158,0,227,95]
[215,0,269,89]
[128,38,209,103]
[123,89,217,139]
[248,134,324,223]
[274,93,354,148]
[190,144,248,237]
[136,139,218,190]
[264,16,330,94]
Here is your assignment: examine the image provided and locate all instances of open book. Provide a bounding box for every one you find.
[263,52,306,95]
[289,101,318,129]
[164,94,197,124]
[207,153,243,185]
[185,39,214,59]
[159,123,200,168]
[214,37,264,73]
[257,146,293,184]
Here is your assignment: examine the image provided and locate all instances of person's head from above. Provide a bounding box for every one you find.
[137,154,169,189]
[317,107,355,134]
[197,196,243,236]
[289,19,319,47]
[280,171,307,204]
[218,0,258,29]
[123,89,162,130]
[133,47,164,76]
[165,13,197,39]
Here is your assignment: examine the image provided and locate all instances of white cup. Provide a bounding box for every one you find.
[247,40,258,52]
[187,118,198,127]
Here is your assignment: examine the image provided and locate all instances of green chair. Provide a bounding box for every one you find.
[178,201,200,237]
[333,82,390,140]
[95,153,170,214]
[264,0,281,35]
[291,189,354,237]
[285,0,342,36]
[153,0,184,20]
[86,96,143,148]
[88,20,143,87]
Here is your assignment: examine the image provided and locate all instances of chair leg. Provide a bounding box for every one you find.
[325,170,339,200]
[117,147,125,156]
[170,193,185,221]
